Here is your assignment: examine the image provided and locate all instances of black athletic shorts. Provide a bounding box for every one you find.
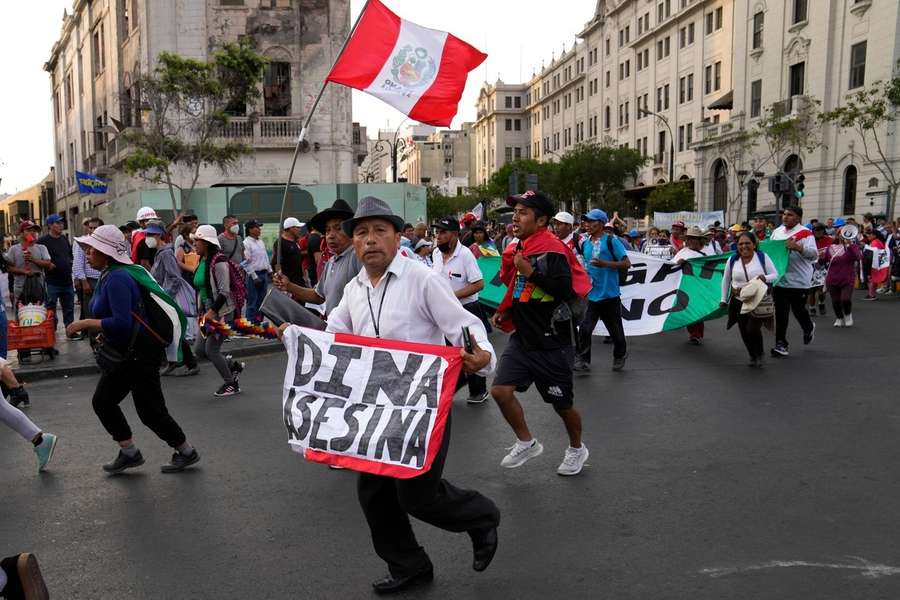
[493,333,575,409]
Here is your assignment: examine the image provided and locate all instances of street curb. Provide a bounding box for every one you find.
[14,341,285,383]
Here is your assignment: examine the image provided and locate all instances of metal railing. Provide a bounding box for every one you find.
[216,116,304,143]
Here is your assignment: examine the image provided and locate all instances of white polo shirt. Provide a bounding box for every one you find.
[431,239,483,305]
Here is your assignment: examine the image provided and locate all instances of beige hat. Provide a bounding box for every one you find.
[75,224,133,265]
[193,224,221,247]
[684,225,707,239]
[553,211,575,225]
[739,279,769,314]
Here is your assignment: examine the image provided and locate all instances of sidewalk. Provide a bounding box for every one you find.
[8,319,283,381]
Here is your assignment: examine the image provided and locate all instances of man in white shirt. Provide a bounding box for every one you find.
[769,205,817,356]
[672,226,710,345]
[431,217,489,404]
[242,220,272,323]
[319,197,500,594]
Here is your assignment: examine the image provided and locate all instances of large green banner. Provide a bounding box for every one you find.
[477,240,790,335]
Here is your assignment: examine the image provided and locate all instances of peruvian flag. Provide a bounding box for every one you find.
[326,0,487,127]
[867,239,890,284]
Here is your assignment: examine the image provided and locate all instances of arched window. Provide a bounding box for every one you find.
[712,159,728,211]
[843,165,857,216]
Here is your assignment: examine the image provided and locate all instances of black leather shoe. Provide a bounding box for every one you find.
[371,566,433,595]
[470,526,498,572]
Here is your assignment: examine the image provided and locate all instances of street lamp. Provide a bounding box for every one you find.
[373,118,410,183]
[638,107,674,184]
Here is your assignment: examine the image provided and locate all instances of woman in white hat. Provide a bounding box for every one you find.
[66,225,200,473]
[721,231,778,368]
[192,225,245,397]
[673,226,712,345]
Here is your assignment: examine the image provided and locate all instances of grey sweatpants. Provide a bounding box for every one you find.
[194,332,235,384]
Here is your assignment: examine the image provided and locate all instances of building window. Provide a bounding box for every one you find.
[53,90,60,123]
[505,119,512,131]
[705,12,714,35]
[792,0,808,24]
[715,6,723,29]
[686,123,693,146]
[714,61,721,91]
[505,96,512,108]
[657,87,663,111]
[261,0,292,6]
[264,61,291,115]
[843,165,857,215]
[705,65,713,94]
[750,79,762,117]
[789,61,805,96]
[65,73,73,110]
[220,0,245,5]
[606,38,610,55]
[687,73,694,101]
[514,119,521,131]
[606,71,610,87]
[713,159,728,211]
[688,22,695,44]
[664,84,670,109]
[605,106,611,129]
[92,26,105,75]
[505,147,513,162]
[849,41,867,89]
[678,125,684,152]
[514,96,522,108]
[514,147,522,160]
[752,12,764,50]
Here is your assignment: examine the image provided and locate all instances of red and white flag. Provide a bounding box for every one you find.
[326,0,487,127]
[867,239,889,284]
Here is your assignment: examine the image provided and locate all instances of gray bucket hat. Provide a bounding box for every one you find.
[341,196,405,236]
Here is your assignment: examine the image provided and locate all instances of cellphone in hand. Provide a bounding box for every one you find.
[461,326,473,353]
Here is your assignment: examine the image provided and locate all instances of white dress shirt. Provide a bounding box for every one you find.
[326,252,496,377]
[430,240,483,304]
[721,252,778,303]
[242,236,272,278]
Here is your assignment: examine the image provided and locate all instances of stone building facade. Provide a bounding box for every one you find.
[45,0,354,233]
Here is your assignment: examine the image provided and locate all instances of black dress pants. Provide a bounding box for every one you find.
[356,416,500,577]
[773,287,813,347]
[577,297,627,362]
[461,301,488,396]
[92,357,187,448]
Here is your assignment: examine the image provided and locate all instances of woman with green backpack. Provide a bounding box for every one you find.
[192,225,246,397]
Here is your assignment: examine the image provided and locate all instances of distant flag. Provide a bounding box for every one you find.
[471,202,484,221]
[75,171,108,194]
[325,0,487,127]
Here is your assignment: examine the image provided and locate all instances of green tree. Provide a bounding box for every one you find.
[425,187,482,222]
[120,40,268,212]
[555,142,647,216]
[704,129,757,222]
[646,182,696,214]
[486,159,560,201]
[754,97,824,196]
[821,72,900,218]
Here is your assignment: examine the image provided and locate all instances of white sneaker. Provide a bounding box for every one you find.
[844,313,854,327]
[833,318,844,328]
[557,445,589,476]
[500,440,544,469]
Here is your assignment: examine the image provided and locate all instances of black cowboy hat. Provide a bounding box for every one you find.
[309,199,355,234]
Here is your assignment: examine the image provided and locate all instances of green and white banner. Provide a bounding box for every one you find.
[477,240,790,336]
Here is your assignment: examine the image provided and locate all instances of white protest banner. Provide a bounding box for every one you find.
[281,326,463,478]
[653,211,725,231]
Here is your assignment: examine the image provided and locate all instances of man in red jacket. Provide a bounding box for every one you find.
[490,191,591,477]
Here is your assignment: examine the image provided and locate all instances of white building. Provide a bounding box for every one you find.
[45,0,354,232]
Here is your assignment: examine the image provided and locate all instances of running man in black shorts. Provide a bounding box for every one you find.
[490,191,588,476]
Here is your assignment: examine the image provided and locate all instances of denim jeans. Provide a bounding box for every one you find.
[45,282,76,328]
[245,271,269,323]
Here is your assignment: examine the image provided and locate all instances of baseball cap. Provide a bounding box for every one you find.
[834,217,846,227]
[17,220,39,233]
[432,217,460,232]
[671,220,686,229]
[245,219,262,229]
[628,229,640,238]
[143,223,165,236]
[506,190,555,218]
[583,208,609,222]
[46,214,64,225]
[414,239,433,251]
[283,217,304,229]
[553,211,575,225]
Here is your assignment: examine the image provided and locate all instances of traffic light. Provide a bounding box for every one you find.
[794,173,806,199]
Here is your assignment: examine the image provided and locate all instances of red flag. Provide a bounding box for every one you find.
[326,0,487,127]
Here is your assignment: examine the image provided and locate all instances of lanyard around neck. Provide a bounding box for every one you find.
[366,272,393,338]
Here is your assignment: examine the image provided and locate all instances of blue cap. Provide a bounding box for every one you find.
[143,223,165,236]
[46,214,64,225]
[834,218,846,227]
[804,223,814,230]
[583,208,608,222]
[628,229,640,238]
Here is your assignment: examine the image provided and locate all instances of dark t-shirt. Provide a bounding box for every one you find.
[273,237,305,286]
[136,239,157,267]
[509,251,574,350]
[37,234,73,287]
[306,232,322,286]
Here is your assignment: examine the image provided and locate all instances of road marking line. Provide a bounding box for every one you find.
[699,557,900,579]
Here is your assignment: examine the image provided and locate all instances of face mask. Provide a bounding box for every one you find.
[229,224,240,235]
[437,242,451,253]
[145,236,158,249]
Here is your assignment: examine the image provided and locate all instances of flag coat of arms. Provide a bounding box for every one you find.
[281,326,464,479]
[326,0,487,126]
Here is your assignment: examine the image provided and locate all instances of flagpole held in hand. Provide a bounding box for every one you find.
[275,0,372,272]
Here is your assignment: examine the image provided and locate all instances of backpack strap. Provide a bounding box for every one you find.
[756,250,767,274]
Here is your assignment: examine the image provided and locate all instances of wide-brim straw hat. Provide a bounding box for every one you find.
[309,199,355,234]
[739,278,769,314]
[75,224,133,265]
[684,225,707,239]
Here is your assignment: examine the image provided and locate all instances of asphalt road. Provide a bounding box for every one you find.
[3,293,900,599]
